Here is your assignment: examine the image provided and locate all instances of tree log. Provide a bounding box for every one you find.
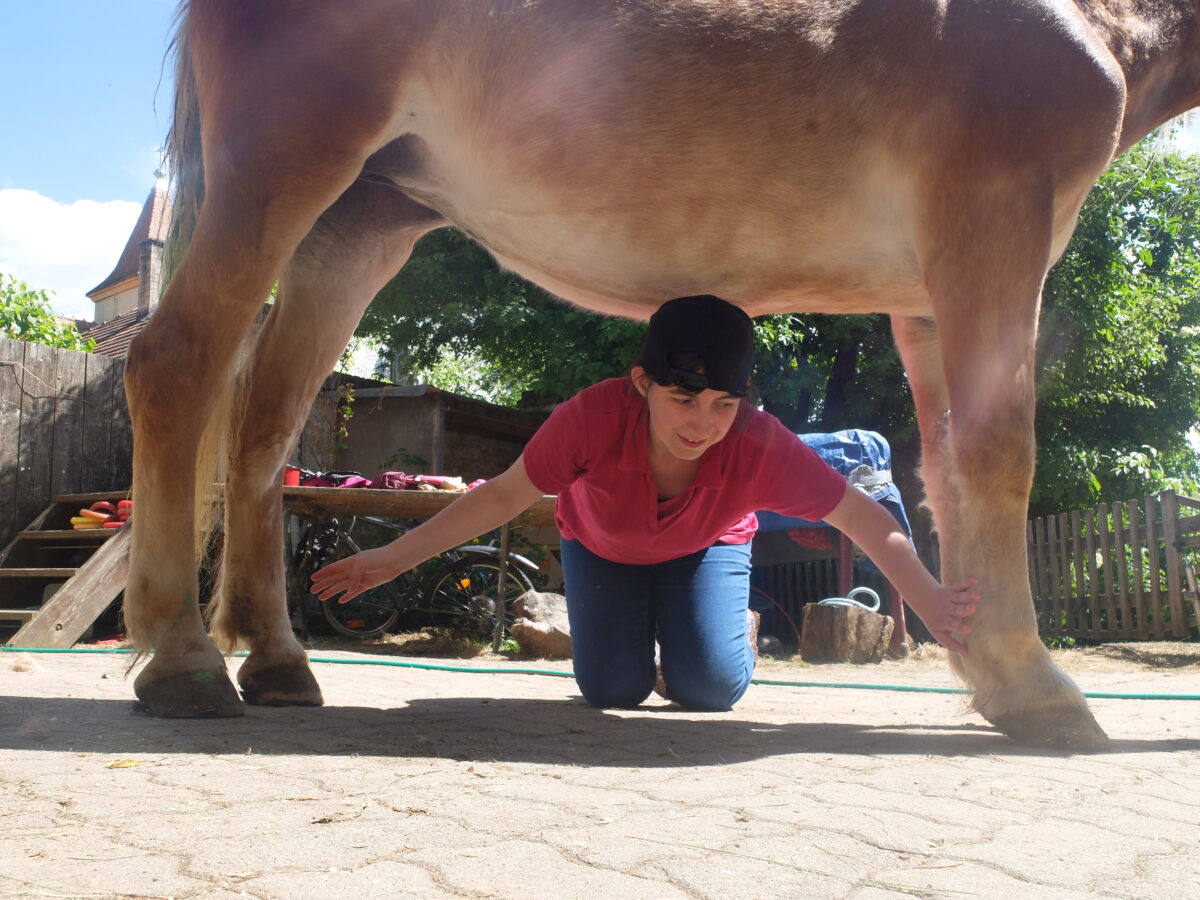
[800,603,894,664]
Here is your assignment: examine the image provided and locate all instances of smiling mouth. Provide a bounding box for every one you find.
[678,435,705,448]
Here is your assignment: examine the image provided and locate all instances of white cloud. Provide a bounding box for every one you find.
[0,189,140,321]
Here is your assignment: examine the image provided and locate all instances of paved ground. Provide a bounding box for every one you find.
[1,648,1198,899]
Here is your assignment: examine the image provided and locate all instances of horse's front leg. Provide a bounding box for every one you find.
[914,184,1108,750]
[213,184,443,705]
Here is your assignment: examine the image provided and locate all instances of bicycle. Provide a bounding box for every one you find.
[286,514,541,640]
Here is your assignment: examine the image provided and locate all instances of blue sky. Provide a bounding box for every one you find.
[0,0,177,319]
[0,2,1197,322]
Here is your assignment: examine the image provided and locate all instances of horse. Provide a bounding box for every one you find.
[123,0,1199,747]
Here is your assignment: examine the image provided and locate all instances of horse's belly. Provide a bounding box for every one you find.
[400,152,928,319]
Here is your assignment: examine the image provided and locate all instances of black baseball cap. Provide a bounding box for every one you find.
[638,295,755,396]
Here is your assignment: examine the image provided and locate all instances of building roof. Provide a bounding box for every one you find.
[80,309,150,358]
[87,185,172,299]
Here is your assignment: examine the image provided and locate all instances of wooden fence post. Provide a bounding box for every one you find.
[1159,489,1189,639]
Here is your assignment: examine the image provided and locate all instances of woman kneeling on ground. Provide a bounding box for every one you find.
[311,295,979,711]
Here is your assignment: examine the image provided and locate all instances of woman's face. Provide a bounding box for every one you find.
[631,367,741,461]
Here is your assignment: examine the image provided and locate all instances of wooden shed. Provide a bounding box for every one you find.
[315,378,549,483]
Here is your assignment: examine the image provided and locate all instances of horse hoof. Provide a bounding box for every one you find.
[988,704,1110,751]
[133,668,245,718]
[238,659,324,707]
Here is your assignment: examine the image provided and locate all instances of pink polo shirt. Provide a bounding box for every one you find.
[523,378,847,565]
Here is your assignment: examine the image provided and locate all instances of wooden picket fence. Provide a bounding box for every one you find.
[1027,489,1200,641]
[0,337,132,552]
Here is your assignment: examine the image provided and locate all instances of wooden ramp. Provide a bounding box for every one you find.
[1,492,130,648]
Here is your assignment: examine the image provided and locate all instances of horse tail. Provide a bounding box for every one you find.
[163,2,201,289]
[161,2,255,580]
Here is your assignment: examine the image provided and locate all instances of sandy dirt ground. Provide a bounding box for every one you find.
[1,643,1198,899]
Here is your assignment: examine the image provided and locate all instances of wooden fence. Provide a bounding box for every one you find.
[0,337,131,551]
[1027,489,1200,641]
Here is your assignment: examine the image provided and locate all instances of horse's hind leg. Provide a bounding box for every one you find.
[212,183,442,705]
[911,178,1108,750]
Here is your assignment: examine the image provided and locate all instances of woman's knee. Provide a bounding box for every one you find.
[662,666,752,712]
[577,674,654,709]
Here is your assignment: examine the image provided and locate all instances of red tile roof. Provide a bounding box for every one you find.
[79,309,150,358]
[87,186,172,298]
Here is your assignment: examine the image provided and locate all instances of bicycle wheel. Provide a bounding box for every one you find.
[422,558,534,641]
[319,534,405,638]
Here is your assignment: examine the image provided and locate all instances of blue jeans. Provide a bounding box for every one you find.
[561,538,754,711]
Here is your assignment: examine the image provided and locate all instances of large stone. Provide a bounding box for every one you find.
[510,591,572,659]
[800,602,894,664]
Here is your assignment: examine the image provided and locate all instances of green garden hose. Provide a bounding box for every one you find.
[3,645,1198,700]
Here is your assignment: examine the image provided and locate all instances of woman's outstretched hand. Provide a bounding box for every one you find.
[909,577,981,655]
[310,546,401,604]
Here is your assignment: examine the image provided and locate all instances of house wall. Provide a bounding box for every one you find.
[333,394,443,477]
[326,391,539,482]
[93,286,138,325]
[443,429,527,482]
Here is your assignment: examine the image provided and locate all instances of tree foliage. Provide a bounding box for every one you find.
[1033,143,1200,513]
[0,274,94,351]
[357,139,1200,515]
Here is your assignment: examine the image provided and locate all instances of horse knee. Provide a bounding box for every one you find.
[950,408,1035,506]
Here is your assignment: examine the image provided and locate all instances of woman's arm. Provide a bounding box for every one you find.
[821,485,980,654]
[309,455,545,603]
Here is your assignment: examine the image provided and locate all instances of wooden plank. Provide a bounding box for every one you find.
[1045,515,1062,635]
[108,362,134,493]
[0,338,25,552]
[1158,490,1189,639]
[1084,507,1099,638]
[1098,503,1117,639]
[8,527,131,648]
[18,529,115,542]
[0,568,78,578]
[1025,519,1037,601]
[0,610,37,622]
[1036,516,1052,628]
[80,352,117,492]
[1176,496,1200,513]
[14,342,56,549]
[282,485,558,530]
[1173,513,1200,536]
[1058,512,1072,634]
[1113,501,1132,636]
[49,345,87,497]
[1144,494,1163,638]
[52,490,131,504]
[1128,500,1147,639]
[1070,509,1084,636]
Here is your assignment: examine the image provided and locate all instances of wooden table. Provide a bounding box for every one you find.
[281,485,557,530]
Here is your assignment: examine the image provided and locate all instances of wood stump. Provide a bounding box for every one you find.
[800,603,894,664]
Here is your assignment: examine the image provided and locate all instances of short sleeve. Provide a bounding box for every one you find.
[750,416,848,521]
[522,392,590,495]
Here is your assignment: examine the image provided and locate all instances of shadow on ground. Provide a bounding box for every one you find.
[2,694,1196,763]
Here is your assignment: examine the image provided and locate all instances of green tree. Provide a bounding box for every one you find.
[1033,142,1200,514]
[359,228,647,406]
[0,274,94,351]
